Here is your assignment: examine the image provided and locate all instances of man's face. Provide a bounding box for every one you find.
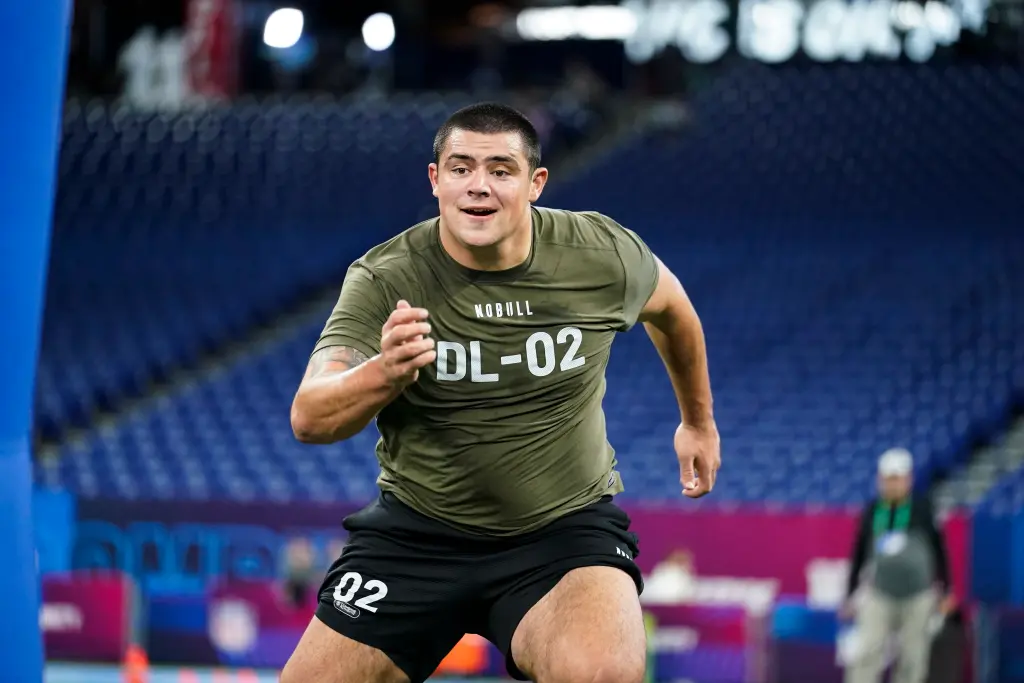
[428,129,548,251]
[878,474,911,501]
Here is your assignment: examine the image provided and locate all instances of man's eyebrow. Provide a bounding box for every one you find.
[446,153,520,165]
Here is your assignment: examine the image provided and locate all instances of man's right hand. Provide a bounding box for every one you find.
[379,300,436,388]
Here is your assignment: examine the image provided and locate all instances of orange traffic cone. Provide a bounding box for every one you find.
[435,634,488,676]
[122,644,149,683]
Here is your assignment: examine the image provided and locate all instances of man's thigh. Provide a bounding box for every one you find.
[511,566,646,683]
[280,617,408,683]
[483,498,646,683]
[300,498,471,683]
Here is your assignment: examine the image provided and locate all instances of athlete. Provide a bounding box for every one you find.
[282,102,720,683]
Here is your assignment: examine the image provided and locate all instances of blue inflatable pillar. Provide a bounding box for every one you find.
[1013,511,1024,605]
[0,0,73,679]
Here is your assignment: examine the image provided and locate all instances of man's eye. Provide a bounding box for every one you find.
[452,167,469,175]
[493,170,509,177]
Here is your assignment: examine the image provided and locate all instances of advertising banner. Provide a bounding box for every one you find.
[144,579,767,678]
[41,572,136,662]
[627,505,971,601]
[33,489,76,574]
[145,581,507,674]
[62,488,976,681]
[72,498,971,600]
[646,603,767,683]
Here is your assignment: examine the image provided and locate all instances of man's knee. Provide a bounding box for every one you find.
[541,647,646,683]
[281,617,407,683]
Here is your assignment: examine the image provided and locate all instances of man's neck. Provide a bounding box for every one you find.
[439,219,533,272]
[882,495,909,505]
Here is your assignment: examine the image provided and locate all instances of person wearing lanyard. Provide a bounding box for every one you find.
[841,448,956,683]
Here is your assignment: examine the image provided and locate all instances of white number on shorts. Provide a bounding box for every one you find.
[333,571,362,603]
[332,572,389,614]
[354,580,388,613]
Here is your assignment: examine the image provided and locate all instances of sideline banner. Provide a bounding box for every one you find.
[646,603,767,683]
[72,498,971,600]
[146,581,768,675]
[623,505,969,600]
[41,572,136,662]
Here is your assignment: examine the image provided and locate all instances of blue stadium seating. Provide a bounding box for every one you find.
[559,63,1024,225]
[35,96,466,437]
[37,95,600,438]
[35,64,1024,507]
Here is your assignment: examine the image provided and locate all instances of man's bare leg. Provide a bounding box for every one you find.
[280,616,409,683]
[510,566,646,683]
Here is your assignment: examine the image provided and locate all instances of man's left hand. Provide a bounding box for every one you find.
[939,593,957,615]
[675,423,721,498]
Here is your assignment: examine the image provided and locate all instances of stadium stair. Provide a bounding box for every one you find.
[936,416,1024,510]
[35,287,342,459]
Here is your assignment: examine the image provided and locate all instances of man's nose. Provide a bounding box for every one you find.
[467,170,490,196]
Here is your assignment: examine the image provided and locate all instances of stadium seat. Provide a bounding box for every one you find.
[36,65,1024,508]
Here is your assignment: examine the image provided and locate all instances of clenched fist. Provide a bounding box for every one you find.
[379,300,436,388]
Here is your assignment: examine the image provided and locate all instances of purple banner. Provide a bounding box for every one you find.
[627,505,859,595]
[628,505,970,600]
[206,581,316,668]
[41,572,136,662]
[646,604,767,683]
[72,497,970,598]
[144,578,766,680]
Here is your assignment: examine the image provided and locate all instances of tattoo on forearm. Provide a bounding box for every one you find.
[305,346,370,379]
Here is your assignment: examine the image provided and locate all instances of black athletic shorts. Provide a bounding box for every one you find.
[314,492,643,683]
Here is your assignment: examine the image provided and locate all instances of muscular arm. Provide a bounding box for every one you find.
[290,346,401,444]
[637,258,715,431]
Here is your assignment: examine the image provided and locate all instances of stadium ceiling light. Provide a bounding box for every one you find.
[362,12,396,52]
[264,8,304,49]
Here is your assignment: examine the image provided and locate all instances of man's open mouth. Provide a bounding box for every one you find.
[461,208,497,216]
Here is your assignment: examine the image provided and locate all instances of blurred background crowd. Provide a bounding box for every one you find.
[18,0,1024,681]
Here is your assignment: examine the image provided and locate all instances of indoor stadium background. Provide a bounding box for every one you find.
[13,0,1024,681]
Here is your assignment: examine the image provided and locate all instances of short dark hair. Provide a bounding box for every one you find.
[433,102,542,170]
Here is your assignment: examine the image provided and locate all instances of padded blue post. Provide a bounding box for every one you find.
[0,0,73,679]
[1012,510,1024,606]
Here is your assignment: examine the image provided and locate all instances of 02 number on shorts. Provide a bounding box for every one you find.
[332,571,389,613]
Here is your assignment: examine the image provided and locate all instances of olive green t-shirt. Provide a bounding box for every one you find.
[313,206,660,535]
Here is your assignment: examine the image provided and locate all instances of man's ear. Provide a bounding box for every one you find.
[428,163,439,197]
[529,167,549,202]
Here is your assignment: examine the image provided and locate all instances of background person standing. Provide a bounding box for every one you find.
[842,448,956,683]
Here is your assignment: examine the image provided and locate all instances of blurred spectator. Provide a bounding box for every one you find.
[643,548,697,603]
[282,537,317,608]
[325,537,347,568]
[842,448,956,683]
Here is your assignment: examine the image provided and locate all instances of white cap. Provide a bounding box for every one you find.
[878,448,913,477]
